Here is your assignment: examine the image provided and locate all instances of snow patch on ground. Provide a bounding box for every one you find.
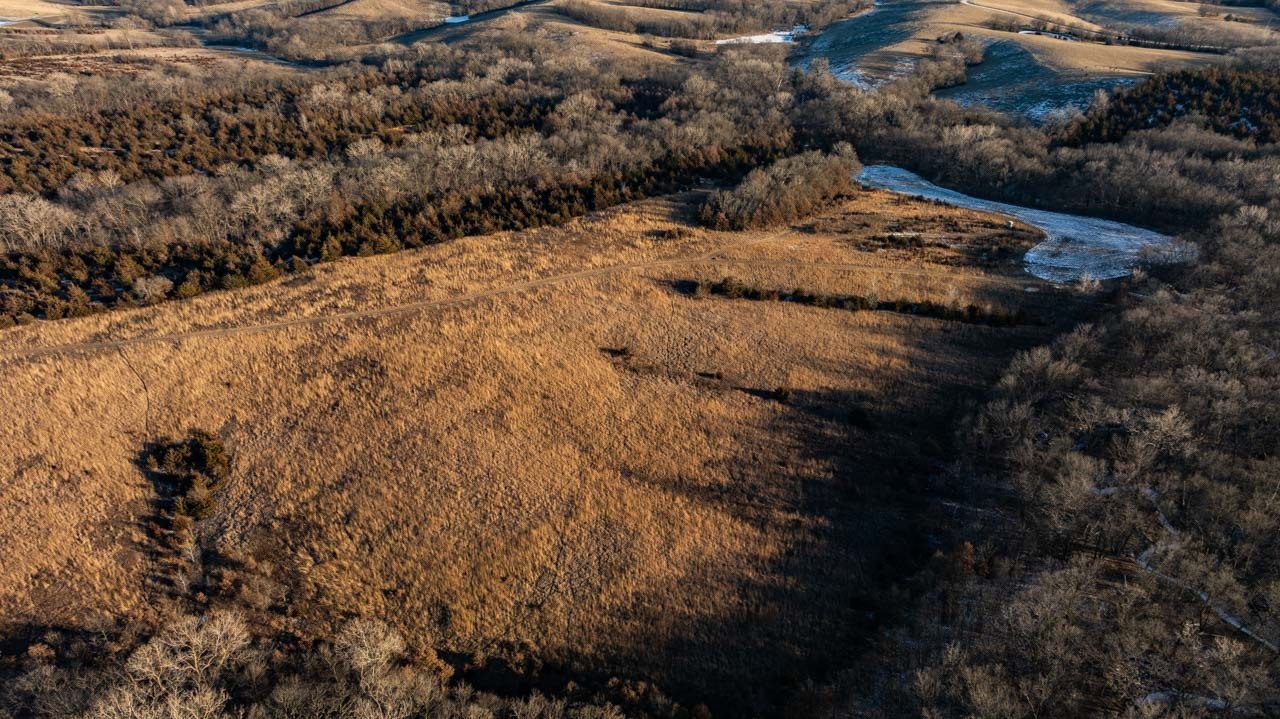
[830,57,912,90]
[857,165,1188,283]
[833,67,875,89]
[1018,29,1076,41]
[716,25,808,45]
[443,15,470,23]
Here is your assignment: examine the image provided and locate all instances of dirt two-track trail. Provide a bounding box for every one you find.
[0,230,1041,363]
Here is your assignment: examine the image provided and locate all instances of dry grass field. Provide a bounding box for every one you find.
[391,2,699,61]
[394,0,839,56]
[303,0,450,23]
[0,44,299,82]
[0,0,302,88]
[845,0,1229,81]
[0,189,1085,710]
[0,0,118,23]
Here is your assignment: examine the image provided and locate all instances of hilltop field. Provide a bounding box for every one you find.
[0,186,1085,711]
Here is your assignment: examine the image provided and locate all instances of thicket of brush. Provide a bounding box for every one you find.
[806,64,1280,719]
[1065,67,1280,145]
[698,145,860,230]
[3,613,636,719]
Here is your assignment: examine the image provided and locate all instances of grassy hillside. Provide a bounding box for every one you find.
[0,188,1083,713]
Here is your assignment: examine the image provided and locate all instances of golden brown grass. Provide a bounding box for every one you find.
[0,0,116,22]
[0,189,1082,709]
[853,0,1226,81]
[302,0,450,21]
[0,46,299,84]
[416,5,690,63]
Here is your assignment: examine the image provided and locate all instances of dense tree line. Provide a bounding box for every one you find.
[827,186,1280,719]
[0,27,193,60]
[1,144,765,322]
[195,0,459,59]
[845,83,1280,230]
[0,41,799,325]
[986,12,1272,54]
[1121,17,1278,53]
[556,0,870,39]
[789,62,1280,719]
[1199,0,1276,7]
[207,9,442,60]
[0,63,561,196]
[556,0,718,40]
[8,40,1278,327]
[0,56,270,118]
[1065,67,1280,145]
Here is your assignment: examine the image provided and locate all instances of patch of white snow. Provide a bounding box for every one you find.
[716,25,808,45]
[1018,29,1077,41]
[857,165,1191,283]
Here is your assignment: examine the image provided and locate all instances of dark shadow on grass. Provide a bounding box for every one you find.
[554,275,1098,714]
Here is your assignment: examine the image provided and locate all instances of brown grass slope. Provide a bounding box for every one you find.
[0,189,1084,711]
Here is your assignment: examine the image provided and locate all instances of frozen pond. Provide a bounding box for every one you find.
[858,165,1182,282]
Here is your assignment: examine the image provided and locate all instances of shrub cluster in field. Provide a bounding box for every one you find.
[138,431,235,605]
[698,145,861,230]
[145,430,232,521]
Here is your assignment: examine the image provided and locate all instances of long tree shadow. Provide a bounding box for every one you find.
[572,277,1098,714]
[558,382,957,714]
